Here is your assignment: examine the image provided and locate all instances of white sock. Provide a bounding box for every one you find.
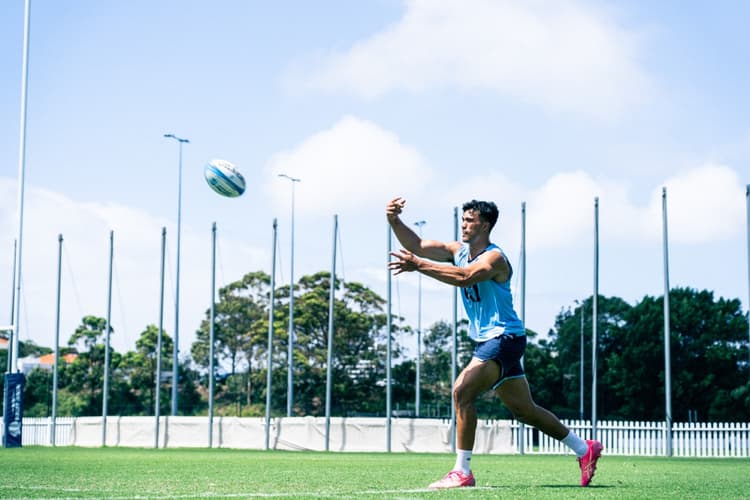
[562,431,589,457]
[453,449,472,474]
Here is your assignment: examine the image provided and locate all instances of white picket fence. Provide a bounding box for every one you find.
[513,419,750,457]
[8,417,750,457]
[19,416,77,446]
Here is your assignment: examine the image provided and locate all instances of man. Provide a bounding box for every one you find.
[386,196,602,489]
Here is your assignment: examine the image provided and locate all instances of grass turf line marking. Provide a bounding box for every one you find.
[4,486,496,499]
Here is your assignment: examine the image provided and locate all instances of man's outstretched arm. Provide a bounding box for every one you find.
[388,248,508,287]
[386,196,456,262]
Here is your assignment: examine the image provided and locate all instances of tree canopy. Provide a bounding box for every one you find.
[14,273,749,424]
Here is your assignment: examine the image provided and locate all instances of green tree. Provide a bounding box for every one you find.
[612,288,749,421]
[548,296,632,419]
[12,339,54,417]
[191,271,270,415]
[193,272,270,374]
[176,357,204,416]
[549,289,749,422]
[391,358,416,415]
[522,329,567,419]
[290,272,405,416]
[190,270,407,417]
[118,325,174,415]
[64,315,112,415]
[419,320,473,418]
[22,368,53,417]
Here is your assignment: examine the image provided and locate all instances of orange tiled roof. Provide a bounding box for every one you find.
[36,352,78,365]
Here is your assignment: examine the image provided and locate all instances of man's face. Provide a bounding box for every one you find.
[461,209,487,242]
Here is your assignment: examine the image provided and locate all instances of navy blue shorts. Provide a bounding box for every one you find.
[472,334,527,389]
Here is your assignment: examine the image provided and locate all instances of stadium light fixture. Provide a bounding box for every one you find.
[164,133,189,416]
[278,173,301,417]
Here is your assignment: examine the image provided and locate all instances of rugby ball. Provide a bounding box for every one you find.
[204,159,245,198]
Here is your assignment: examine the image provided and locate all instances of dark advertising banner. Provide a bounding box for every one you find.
[3,373,25,448]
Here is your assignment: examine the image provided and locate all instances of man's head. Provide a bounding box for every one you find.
[462,200,499,231]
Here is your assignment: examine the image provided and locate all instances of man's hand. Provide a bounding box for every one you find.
[388,249,420,275]
[386,197,406,223]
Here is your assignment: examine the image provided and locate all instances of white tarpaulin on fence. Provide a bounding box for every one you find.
[62,416,513,452]
[9,417,750,457]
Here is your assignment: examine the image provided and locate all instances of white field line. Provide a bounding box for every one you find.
[3,485,497,499]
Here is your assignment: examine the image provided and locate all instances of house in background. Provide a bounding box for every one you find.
[16,352,78,375]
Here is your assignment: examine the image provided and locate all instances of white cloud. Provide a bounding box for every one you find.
[0,179,265,355]
[295,0,650,118]
[644,164,746,244]
[427,163,745,251]
[262,115,431,217]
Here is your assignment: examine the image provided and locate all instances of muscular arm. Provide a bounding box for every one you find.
[389,247,510,287]
[386,197,456,262]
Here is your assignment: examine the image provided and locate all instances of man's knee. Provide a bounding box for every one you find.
[452,381,475,408]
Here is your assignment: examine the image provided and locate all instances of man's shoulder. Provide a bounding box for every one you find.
[446,241,465,254]
[487,243,507,259]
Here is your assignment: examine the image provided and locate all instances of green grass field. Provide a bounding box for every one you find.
[1,447,748,499]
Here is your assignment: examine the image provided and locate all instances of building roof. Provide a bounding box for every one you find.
[16,352,79,374]
[37,352,78,365]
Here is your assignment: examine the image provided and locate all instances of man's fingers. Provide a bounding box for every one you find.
[386,197,406,213]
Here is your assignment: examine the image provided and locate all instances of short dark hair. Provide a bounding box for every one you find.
[462,200,499,230]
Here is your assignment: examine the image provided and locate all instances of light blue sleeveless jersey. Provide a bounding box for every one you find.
[454,243,525,341]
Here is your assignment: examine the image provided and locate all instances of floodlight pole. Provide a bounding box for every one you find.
[164,133,189,416]
[413,220,426,417]
[278,173,300,417]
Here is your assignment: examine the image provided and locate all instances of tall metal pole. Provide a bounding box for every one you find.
[265,219,278,450]
[10,0,32,374]
[746,185,749,380]
[164,133,189,416]
[580,299,585,421]
[51,234,62,446]
[413,220,426,417]
[662,187,673,456]
[278,173,300,417]
[325,215,338,451]
[155,227,166,448]
[208,222,217,447]
[102,230,114,446]
[518,202,526,454]
[592,197,599,441]
[450,207,458,453]
[7,240,17,374]
[386,224,393,452]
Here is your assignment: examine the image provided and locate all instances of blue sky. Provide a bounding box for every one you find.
[1,0,748,362]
